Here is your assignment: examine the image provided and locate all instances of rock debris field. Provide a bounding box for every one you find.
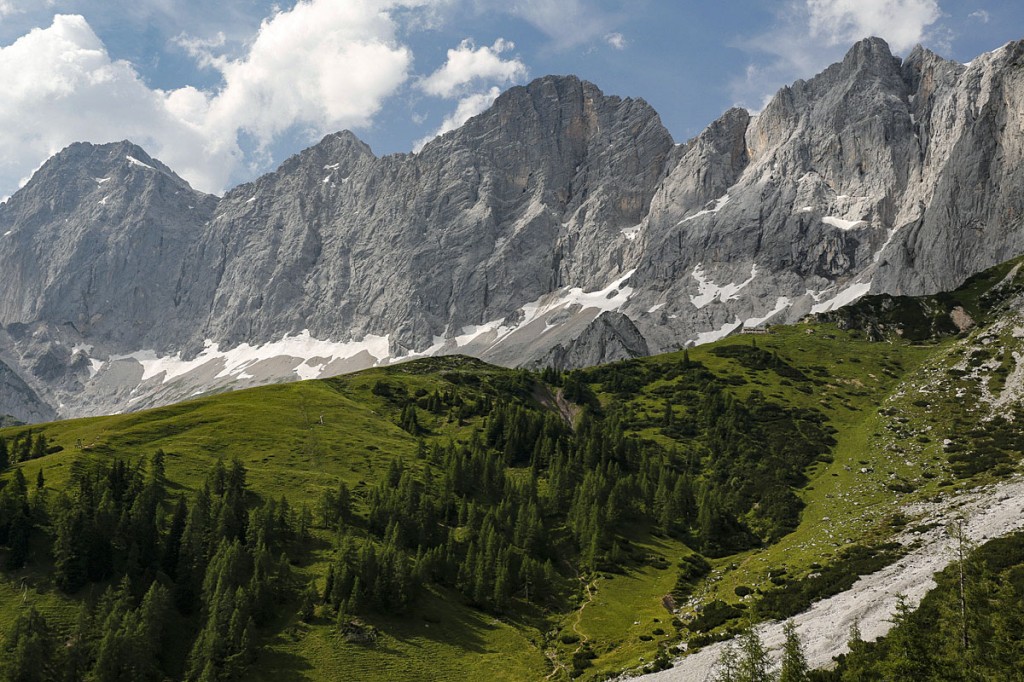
[635,474,1024,681]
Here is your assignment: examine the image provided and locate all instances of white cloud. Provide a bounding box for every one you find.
[171,31,228,70]
[414,86,500,151]
[201,0,418,148]
[419,38,526,97]
[414,33,528,152]
[604,32,627,50]
[0,1,437,197]
[730,0,944,112]
[0,14,236,194]
[508,0,614,49]
[969,9,990,23]
[806,0,941,52]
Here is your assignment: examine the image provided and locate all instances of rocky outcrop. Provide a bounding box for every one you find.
[0,356,54,424]
[532,311,650,371]
[2,38,1024,420]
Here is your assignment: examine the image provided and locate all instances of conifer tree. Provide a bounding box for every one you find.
[779,620,809,682]
[0,607,57,682]
[737,627,773,682]
[712,642,739,682]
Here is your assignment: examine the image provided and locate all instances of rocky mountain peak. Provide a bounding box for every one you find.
[3,38,1024,422]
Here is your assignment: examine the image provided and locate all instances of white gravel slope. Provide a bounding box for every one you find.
[634,475,1024,682]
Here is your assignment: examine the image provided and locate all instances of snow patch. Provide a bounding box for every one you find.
[111,331,391,384]
[745,297,791,327]
[873,226,901,263]
[692,319,743,345]
[678,194,730,225]
[439,270,636,352]
[647,303,666,314]
[810,282,871,314]
[690,263,758,309]
[620,224,642,240]
[822,216,867,230]
[126,155,154,170]
[94,177,110,184]
[2,231,11,237]
[99,195,109,206]
[323,163,340,170]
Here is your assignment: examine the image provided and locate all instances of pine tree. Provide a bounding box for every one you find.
[879,594,933,681]
[31,433,46,460]
[712,642,739,682]
[737,627,773,682]
[5,507,31,570]
[0,607,57,682]
[841,621,876,682]
[779,620,809,682]
[299,581,319,622]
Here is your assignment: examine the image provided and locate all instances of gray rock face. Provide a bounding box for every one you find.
[179,76,672,355]
[1,39,1023,420]
[0,354,54,424]
[532,311,650,371]
[0,141,217,349]
[625,37,1024,351]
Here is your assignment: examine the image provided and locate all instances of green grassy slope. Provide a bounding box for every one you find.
[2,258,1024,680]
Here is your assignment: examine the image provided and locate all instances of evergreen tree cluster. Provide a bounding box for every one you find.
[0,454,302,681]
[0,431,57,470]
[825,530,1024,680]
[582,352,836,554]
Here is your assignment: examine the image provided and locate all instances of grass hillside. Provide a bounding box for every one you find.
[1,258,1024,680]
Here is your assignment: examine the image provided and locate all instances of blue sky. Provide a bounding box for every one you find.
[0,0,1019,198]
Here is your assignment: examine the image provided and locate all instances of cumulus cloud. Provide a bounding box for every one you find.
[806,0,941,52]
[414,34,527,151]
[0,0,436,197]
[418,38,526,97]
[201,0,416,148]
[0,14,236,194]
[604,32,627,50]
[730,0,945,112]
[414,86,500,150]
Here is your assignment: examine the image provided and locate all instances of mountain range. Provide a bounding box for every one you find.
[2,36,1023,421]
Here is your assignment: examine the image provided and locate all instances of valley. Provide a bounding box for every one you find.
[3,256,1024,679]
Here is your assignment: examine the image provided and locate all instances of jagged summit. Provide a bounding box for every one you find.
[1,36,1023,421]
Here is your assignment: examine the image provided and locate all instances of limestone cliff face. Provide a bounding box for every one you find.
[627,38,1024,351]
[1,39,1023,420]
[179,76,673,355]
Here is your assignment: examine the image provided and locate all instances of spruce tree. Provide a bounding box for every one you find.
[712,642,739,682]
[0,607,57,682]
[779,620,809,682]
[737,627,773,682]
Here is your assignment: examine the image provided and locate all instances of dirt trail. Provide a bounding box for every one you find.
[546,575,601,680]
[634,475,1024,681]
